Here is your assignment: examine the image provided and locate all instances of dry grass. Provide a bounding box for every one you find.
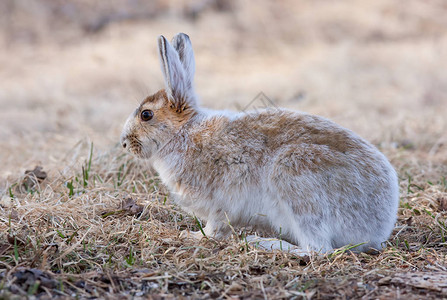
[1,143,447,299]
[1,0,447,298]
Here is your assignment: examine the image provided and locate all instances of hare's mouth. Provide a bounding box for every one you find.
[126,137,143,156]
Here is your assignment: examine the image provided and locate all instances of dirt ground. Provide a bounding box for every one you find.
[1,0,447,299]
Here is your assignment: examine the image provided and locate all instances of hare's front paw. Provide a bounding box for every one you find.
[180,230,206,240]
[203,220,232,239]
[180,220,231,240]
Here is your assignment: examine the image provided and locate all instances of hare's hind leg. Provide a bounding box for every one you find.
[289,216,334,253]
[269,195,334,252]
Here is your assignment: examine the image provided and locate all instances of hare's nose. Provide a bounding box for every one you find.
[120,135,128,149]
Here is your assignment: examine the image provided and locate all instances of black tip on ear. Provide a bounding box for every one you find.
[158,35,167,47]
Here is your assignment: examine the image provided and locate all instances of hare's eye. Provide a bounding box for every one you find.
[141,110,153,121]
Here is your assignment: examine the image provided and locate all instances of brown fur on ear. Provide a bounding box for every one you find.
[169,97,188,114]
[166,100,197,124]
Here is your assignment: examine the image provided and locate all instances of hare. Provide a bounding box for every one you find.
[120,33,399,252]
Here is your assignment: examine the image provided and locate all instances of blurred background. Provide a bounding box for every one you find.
[1,0,446,179]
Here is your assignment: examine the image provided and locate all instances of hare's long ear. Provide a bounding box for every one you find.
[171,33,195,84]
[158,35,196,112]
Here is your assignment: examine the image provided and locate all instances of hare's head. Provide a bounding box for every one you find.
[121,33,198,158]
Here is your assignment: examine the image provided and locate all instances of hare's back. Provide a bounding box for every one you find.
[236,109,393,189]
[190,109,390,189]
[237,109,377,160]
